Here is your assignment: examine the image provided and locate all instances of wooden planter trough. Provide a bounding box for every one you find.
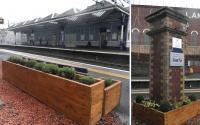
[133,101,200,125]
[2,61,105,125]
[103,80,121,116]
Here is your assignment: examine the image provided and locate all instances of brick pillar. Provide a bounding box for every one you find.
[145,7,189,102]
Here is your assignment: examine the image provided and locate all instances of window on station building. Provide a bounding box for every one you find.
[143,29,150,45]
[89,26,94,41]
[132,28,140,44]
[89,34,94,41]
[191,31,198,46]
[80,34,85,41]
[111,33,117,40]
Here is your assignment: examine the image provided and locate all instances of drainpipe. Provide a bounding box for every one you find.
[14,32,16,45]
[120,13,125,51]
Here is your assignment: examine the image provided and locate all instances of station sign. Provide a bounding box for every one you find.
[172,37,182,49]
[170,52,184,66]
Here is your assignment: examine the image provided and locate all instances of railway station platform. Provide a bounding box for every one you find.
[0,44,129,70]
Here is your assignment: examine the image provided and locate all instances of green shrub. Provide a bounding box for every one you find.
[188,94,197,101]
[34,62,46,71]
[135,95,144,103]
[79,76,95,85]
[25,60,37,68]
[59,67,75,79]
[159,102,173,112]
[181,96,191,105]
[171,101,182,109]
[41,64,59,75]
[103,78,114,87]
[143,100,160,109]
[8,56,26,65]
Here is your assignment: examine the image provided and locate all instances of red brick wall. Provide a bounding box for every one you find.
[132,5,200,46]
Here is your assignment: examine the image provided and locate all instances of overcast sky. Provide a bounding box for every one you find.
[0,0,128,29]
[133,0,200,8]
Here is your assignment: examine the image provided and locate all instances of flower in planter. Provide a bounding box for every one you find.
[103,78,114,87]
[181,96,191,105]
[79,76,95,85]
[58,67,75,79]
[171,101,182,109]
[142,100,160,109]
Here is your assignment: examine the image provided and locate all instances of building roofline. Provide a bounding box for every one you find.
[132,4,200,10]
[9,1,129,30]
[8,6,128,30]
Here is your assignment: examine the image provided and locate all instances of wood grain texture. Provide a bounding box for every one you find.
[133,101,200,125]
[103,81,121,116]
[2,61,105,125]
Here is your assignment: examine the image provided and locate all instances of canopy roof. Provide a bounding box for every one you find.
[8,0,129,30]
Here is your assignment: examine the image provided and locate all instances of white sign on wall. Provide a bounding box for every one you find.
[170,52,184,66]
[172,37,182,49]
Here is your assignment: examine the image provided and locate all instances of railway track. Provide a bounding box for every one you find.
[0,45,129,70]
[132,79,200,97]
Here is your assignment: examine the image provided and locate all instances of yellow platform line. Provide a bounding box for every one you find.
[89,68,129,79]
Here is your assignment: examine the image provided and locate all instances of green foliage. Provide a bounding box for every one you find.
[103,78,114,87]
[8,56,27,65]
[181,96,191,105]
[34,62,46,71]
[79,76,95,85]
[59,67,75,79]
[159,102,173,112]
[143,100,160,109]
[171,101,182,109]
[188,94,197,101]
[135,95,144,103]
[41,64,59,75]
[25,60,37,68]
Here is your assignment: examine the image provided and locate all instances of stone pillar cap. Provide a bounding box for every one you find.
[145,7,189,24]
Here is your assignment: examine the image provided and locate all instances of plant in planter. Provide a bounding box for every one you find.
[41,63,59,75]
[188,94,197,101]
[8,56,27,66]
[159,101,172,112]
[181,96,192,105]
[59,67,75,79]
[34,62,46,71]
[142,100,160,109]
[79,76,95,85]
[25,60,37,68]
[103,78,114,87]
[135,95,144,104]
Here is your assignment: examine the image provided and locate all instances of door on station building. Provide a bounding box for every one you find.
[100,28,107,49]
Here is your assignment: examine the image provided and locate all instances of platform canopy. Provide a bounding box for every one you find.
[8,0,129,32]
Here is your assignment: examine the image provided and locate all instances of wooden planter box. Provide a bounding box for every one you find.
[103,80,121,116]
[2,61,105,125]
[133,101,200,125]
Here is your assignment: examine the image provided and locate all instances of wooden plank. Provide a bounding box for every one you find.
[2,61,104,125]
[103,81,121,115]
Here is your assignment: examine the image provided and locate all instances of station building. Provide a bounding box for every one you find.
[7,0,129,50]
[132,5,200,66]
